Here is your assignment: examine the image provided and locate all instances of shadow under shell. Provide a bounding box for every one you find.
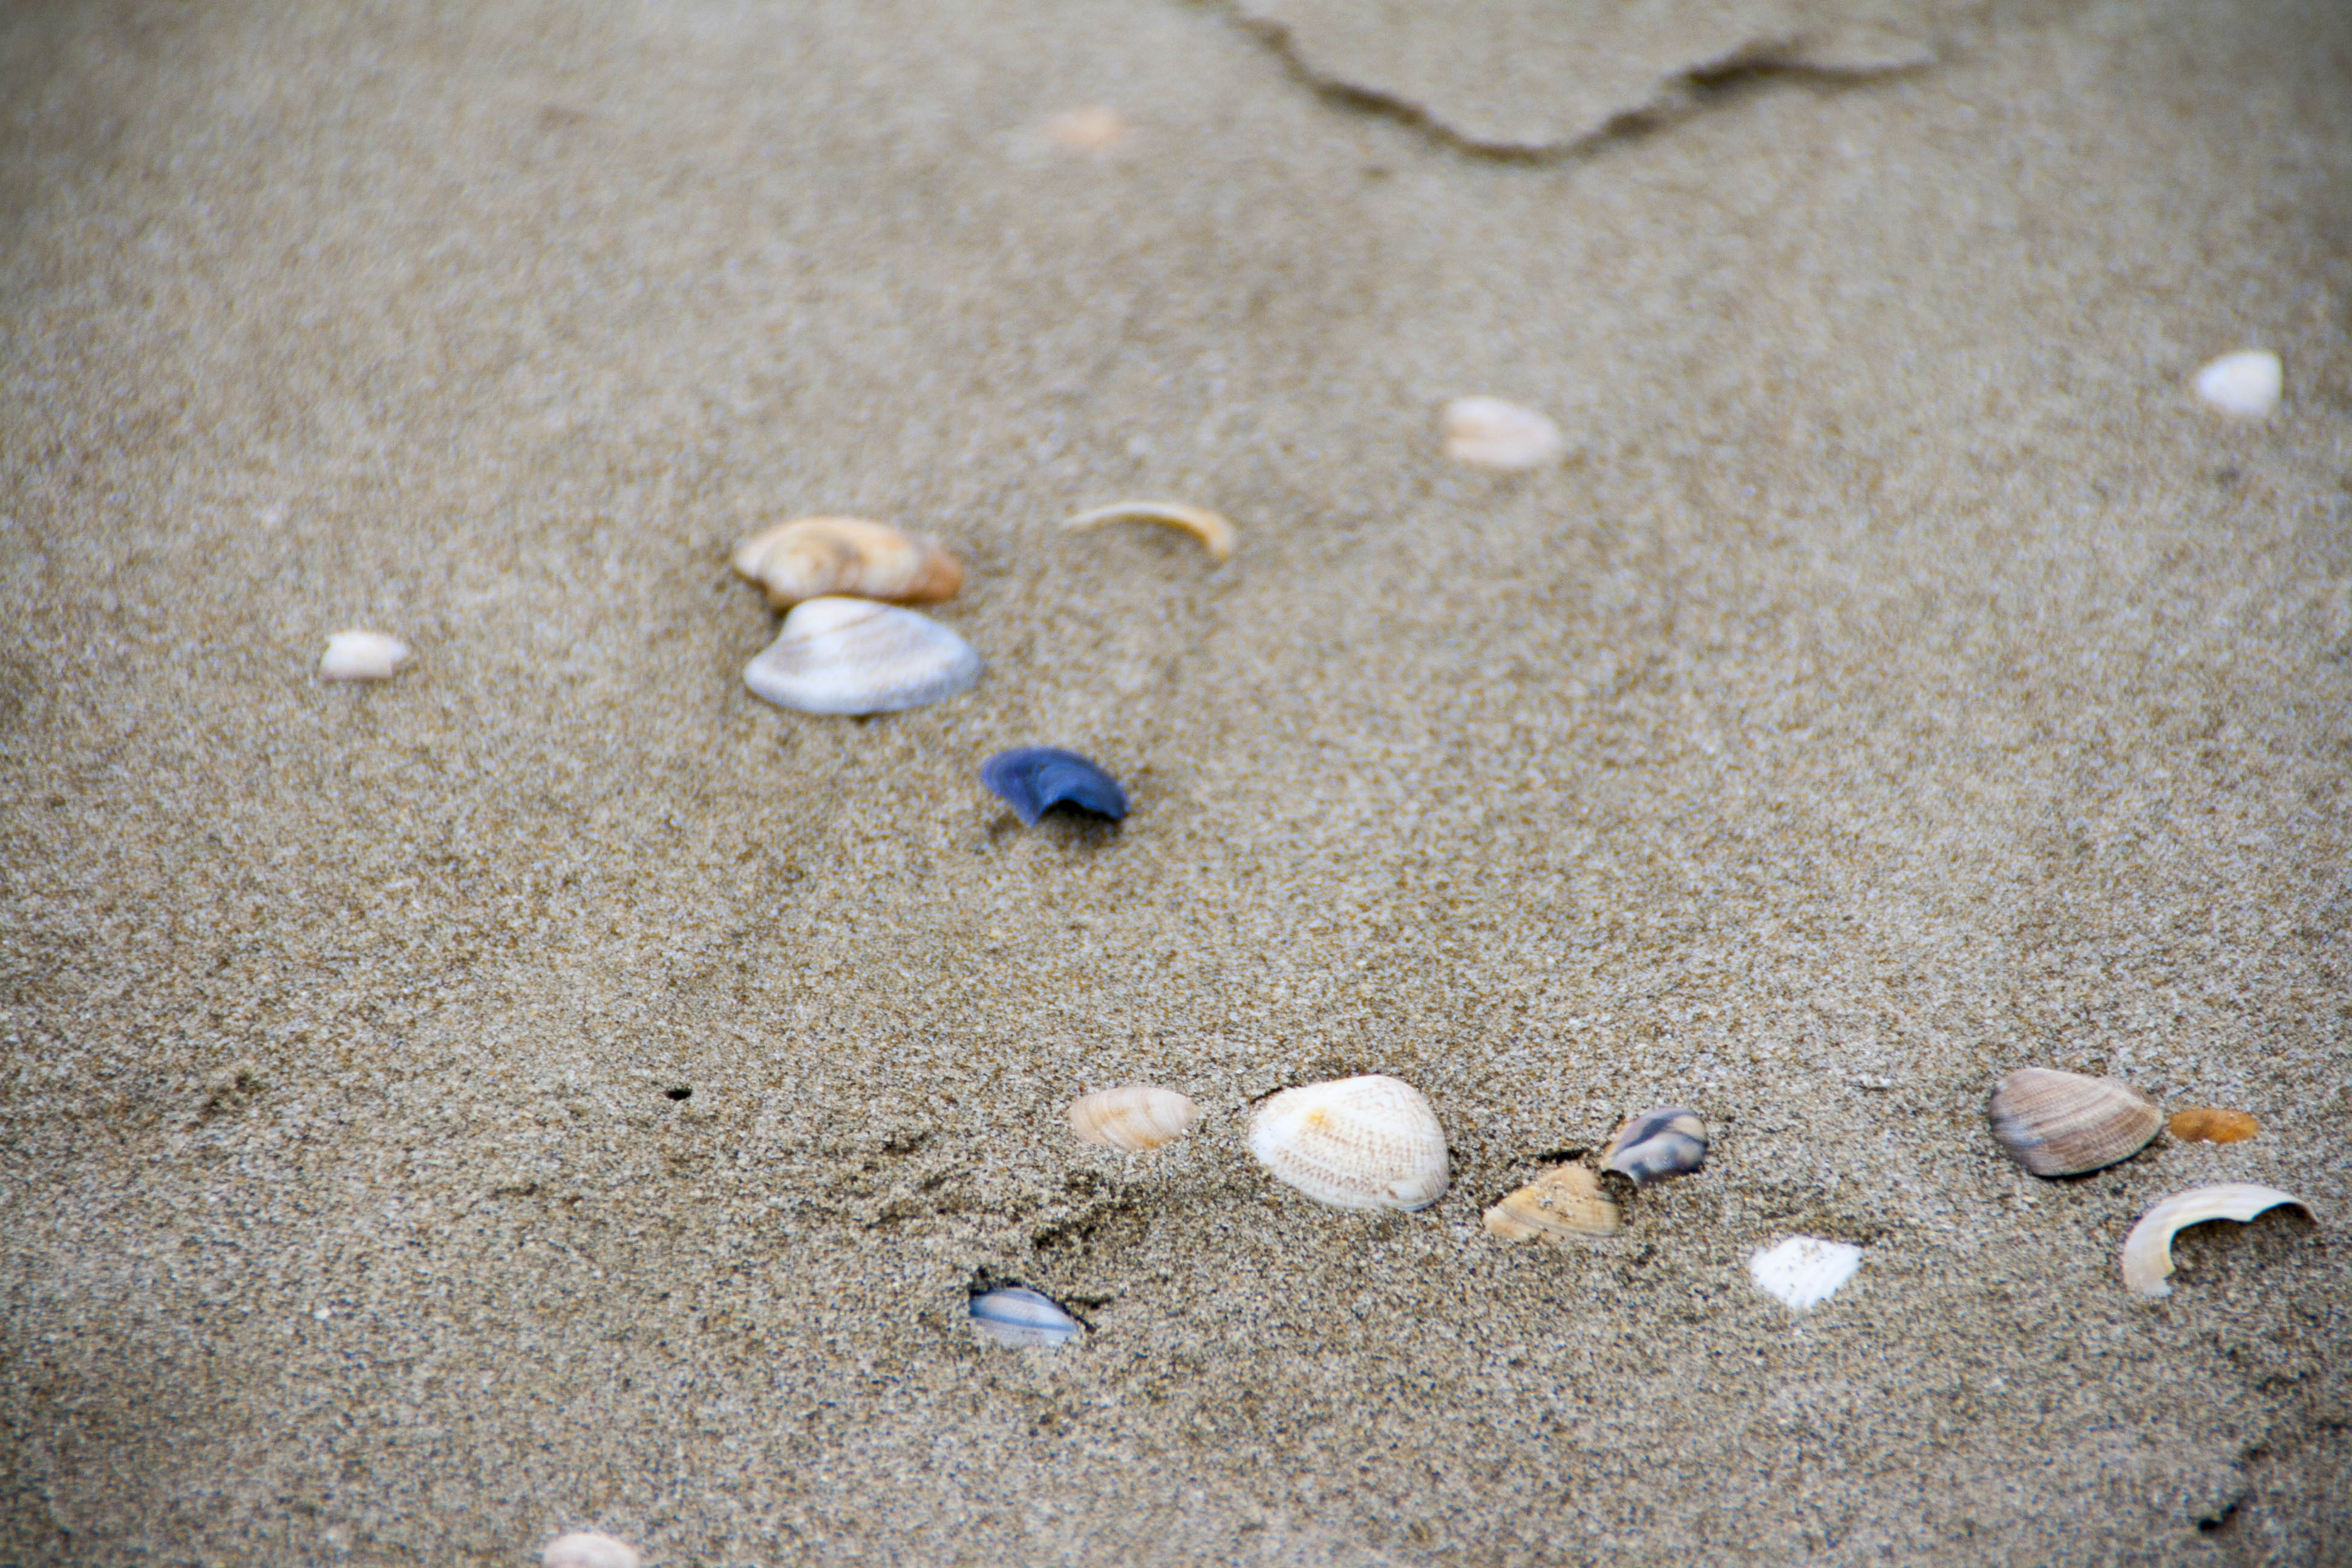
[979,746,1128,826]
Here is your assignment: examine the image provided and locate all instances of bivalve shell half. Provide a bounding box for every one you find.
[1248,1074,1449,1213]
[982,747,1128,825]
[1601,1106,1707,1186]
[319,630,411,682]
[543,1533,642,1568]
[743,597,980,716]
[1068,1085,1200,1152]
[1441,396,1564,471]
[731,517,962,609]
[1987,1067,2161,1177]
[2169,1106,2259,1145]
[1483,1164,1621,1247]
[970,1287,1082,1348]
[2120,1183,2314,1298]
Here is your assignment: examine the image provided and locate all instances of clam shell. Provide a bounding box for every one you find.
[543,1532,642,1568]
[1987,1067,2161,1177]
[1600,1106,1707,1186]
[1247,1074,1449,1213]
[1042,104,1129,156]
[1482,1164,1621,1246]
[1749,1236,1863,1312]
[1063,500,1235,562]
[1440,396,1564,471]
[969,1287,1082,1348]
[731,517,963,610]
[318,630,411,682]
[1068,1085,1200,1152]
[2120,1183,2314,1298]
[743,597,980,716]
[2168,1106,2259,1145]
[982,746,1128,825]
[2192,350,2281,417]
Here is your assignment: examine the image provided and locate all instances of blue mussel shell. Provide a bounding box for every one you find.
[980,746,1128,826]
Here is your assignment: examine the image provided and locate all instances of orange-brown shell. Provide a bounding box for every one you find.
[731,517,963,609]
[2168,1106,2259,1145]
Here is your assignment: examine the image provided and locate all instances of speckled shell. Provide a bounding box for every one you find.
[2120,1184,2313,1298]
[1482,1164,1621,1246]
[1601,1107,1707,1186]
[543,1532,642,1568]
[969,1287,1081,1348]
[1987,1067,2161,1178]
[743,597,980,716]
[731,517,962,609]
[1247,1074,1449,1213]
[2168,1106,2259,1145]
[1068,1085,1201,1152]
[1440,396,1564,471]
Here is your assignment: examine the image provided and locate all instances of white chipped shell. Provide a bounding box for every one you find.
[319,630,411,682]
[2120,1183,2314,1298]
[1440,396,1564,471]
[1749,1236,1862,1312]
[1247,1074,1449,1212]
[743,597,980,715]
[543,1532,642,1568]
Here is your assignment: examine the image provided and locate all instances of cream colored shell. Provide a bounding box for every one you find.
[1063,500,1235,562]
[2120,1183,2314,1298]
[318,630,411,682]
[742,597,980,716]
[1482,1164,1621,1246]
[1247,1074,1448,1212]
[543,1532,642,1568]
[1987,1067,2161,1178]
[1440,396,1564,471]
[2192,350,2281,417]
[1067,1085,1201,1152]
[731,516,963,609]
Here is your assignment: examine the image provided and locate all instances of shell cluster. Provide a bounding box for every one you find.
[1068,1085,1200,1152]
[1441,396,1564,471]
[743,597,980,716]
[2120,1184,2313,1299]
[1247,1074,1449,1213]
[1987,1067,2161,1177]
[1601,1106,1707,1186]
[731,516,962,609]
[982,747,1129,826]
[970,1287,1082,1348]
[1483,1164,1621,1246]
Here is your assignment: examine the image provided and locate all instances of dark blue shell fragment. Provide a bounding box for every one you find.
[980,746,1128,826]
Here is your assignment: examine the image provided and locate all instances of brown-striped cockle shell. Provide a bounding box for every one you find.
[1247,1074,1449,1212]
[2120,1183,2314,1298]
[731,516,963,609]
[1067,1085,1201,1153]
[743,597,981,716]
[1987,1067,2161,1177]
[1483,1164,1622,1247]
[1601,1106,1707,1186]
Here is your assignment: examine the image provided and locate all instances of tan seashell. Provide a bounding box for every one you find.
[1042,105,1129,156]
[1600,1106,1707,1186]
[1067,1085,1201,1152]
[731,517,963,610]
[1440,396,1564,471]
[742,597,981,716]
[318,630,411,682]
[543,1532,642,1568]
[1987,1067,2161,1178]
[2120,1183,2314,1298]
[1482,1164,1622,1247]
[1063,500,1235,563]
[2168,1106,2258,1145]
[1247,1074,1448,1212]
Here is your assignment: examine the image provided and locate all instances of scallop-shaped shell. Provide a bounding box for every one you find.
[1749,1236,1863,1312]
[2168,1106,2259,1145]
[1440,396,1564,471]
[982,747,1128,825]
[2120,1183,2314,1298]
[1068,1085,1200,1152]
[2192,350,2281,417]
[731,517,963,609]
[1247,1074,1449,1213]
[743,597,980,716]
[1482,1164,1621,1246]
[1987,1067,2161,1177]
[543,1532,642,1568]
[969,1287,1082,1348]
[319,630,411,682]
[1601,1106,1707,1186]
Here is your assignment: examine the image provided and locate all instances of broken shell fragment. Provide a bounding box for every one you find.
[2120,1183,2314,1298]
[1987,1067,2162,1178]
[1601,1106,1707,1186]
[1247,1074,1449,1213]
[970,1287,1082,1348]
[1067,1085,1201,1152]
[543,1532,642,1568]
[730,516,962,610]
[1042,104,1129,156]
[1483,1164,1621,1247]
[1748,1236,1863,1312]
[981,746,1128,826]
[2192,350,2282,417]
[1440,396,1564,471]
[743,597,979,716]
[1063,500,1235,562]
[318,630,411,682]
[2169,1106,2259,1145]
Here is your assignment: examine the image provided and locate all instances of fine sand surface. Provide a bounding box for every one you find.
[3,0,2349,1562]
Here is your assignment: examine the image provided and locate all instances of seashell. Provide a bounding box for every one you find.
[2168,1106,2258,1145]
[318,630,411,682]
[2192,350,2281,417]
[1068,1084,1200,1152]
[1748,1236,1863,1312]
[1600,1106,1707,1186]
[543,1532,642,1568]
[1247,1074,1449,1213]
[2120,1183,2314,1298]
[1482,1164,1621,1246]
[969,1287,1082,1348]
[1440,396,1564,471]
[1063,500,1235,563]
[730,516,962,610]
[1042,104,1129,156]
[981,746,1128,826]
[1987,1067,2161,1178]
[743,597,980,716]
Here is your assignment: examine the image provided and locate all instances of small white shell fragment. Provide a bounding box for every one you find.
[2192,350,2282,417]
[1067,1085,1201,1152]
[1042,104,1129,156]
[1247,1074,1449,1213]
[543,1531,642,1568]
[2120,1183,2314,1299]
[1063,500,1235,563]
[318,630,411,682]
[1440,396,1564,471]
[1748,1236,1863,1312]
[742,597,980,716]
[970,1287,1082,1348]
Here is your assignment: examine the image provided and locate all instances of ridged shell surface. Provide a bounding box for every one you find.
[1441,396,1564,471]
[1247,1074,1449,1212]
[1601,1107,1707,1186]
[743,597,980,716]
[1068,1085,1200,1152]
[1483,1164,1621,1246]
[731,517,963,609]
[969,1287,1081,1348]
[2120,1183,2314,1298]
[1749,1236,1863,1312]
[1987,1067,2161,1177]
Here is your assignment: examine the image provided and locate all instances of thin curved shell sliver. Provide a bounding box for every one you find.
[1062,501,1235,562]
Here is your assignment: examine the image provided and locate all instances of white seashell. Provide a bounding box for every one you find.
[318,630,411,682]
[1601,1106,1707,1186]
[1748,1236,1862,1312]
[1482,1163,1621,1247]
[1063,500,1235,563]
[543,1531,642,1568]
[1247,1074,1449,1212]
[970,1287,1082,1348]
[730,516,962,610]
[2192,350,2281,417]
[743,597,980,716]
[2120,1183,2314,1299]
[1042,105,1129,156]
[1067,1085,1201,1152]
[1440,396,1564,471]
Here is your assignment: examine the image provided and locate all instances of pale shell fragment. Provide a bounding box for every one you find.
[1247,1074,1449,1213]
[1748,1236,1862,1312]
[970,1287,1082,1348]
[1067,1085,1201,1152]
[318,630,411,682]
[1987,1067,2162,1178]
[730,517,962,610]
[543,1532,642,1568]
[2120,1183,2314,1299]
[1042,104,1129,156]
[742,597,980,716]
[1063,500,1235,563]
[1601,1106,1707,1186]
[2192,350,2282,417]
[1440,396,1564,471]
[1482,1164,1621,1247]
